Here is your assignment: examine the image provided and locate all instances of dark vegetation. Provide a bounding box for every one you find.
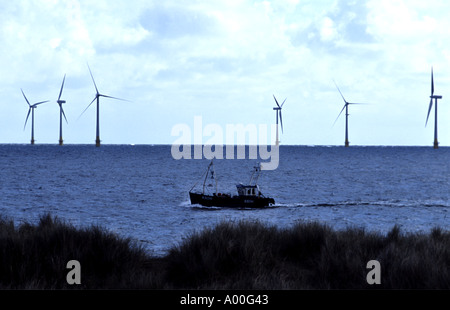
[0,214,448,289]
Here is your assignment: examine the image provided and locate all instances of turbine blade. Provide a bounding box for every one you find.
[348,102,369,105]
[100,94,128,101]
[24,108,31,130]
[431,67,434,96]
[333,104,347,126]
[273,95,280,108]
[58,74,66,101]
[280,98,286,108]
[333,80,347,104]
[87,63,99,94]
[61,106,68,124]
[425,98,433,127]
[79,97,97,119]
[31,100,49,107]
[21,89,30,106]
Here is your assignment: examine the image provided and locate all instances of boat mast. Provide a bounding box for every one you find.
[212,161,218,195]
[202,161,212,194]
[202,159,218,195]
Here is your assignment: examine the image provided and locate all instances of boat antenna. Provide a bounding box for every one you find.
[249,163,261,185]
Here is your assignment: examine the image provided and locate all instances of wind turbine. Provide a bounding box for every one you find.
[81,64,127,147]
[273,95,286,146]
[333,81,367,147]
[56,74,68,145]
[425,67,442,149]
[21,89,49,145]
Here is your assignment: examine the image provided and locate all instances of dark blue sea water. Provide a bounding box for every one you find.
[0,145,448,256]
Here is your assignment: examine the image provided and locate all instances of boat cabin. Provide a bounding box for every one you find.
[236,184,260,197]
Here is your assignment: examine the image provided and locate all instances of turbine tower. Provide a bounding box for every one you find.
[56,74,68,146]
[426,67,442,149]
[21,89,49,145]
[81,64,126,147]
[333,81,367,147]
[273,95,286,146]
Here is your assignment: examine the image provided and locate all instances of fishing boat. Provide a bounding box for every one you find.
[189,160,275,208]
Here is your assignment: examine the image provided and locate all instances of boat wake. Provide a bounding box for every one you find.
[288,199,450,209]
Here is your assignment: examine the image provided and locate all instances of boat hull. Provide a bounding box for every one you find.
[189,192,275,208]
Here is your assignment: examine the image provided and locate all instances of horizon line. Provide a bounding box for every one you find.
[0,143,448,148]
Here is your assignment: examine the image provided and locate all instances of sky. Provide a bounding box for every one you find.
[1,0,450,146]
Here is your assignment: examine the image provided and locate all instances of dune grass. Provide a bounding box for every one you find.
[164,221,450,289]
[0,214,151,289]
[0,214,448,289]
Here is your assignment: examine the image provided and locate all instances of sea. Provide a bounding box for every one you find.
[0,144,448,256]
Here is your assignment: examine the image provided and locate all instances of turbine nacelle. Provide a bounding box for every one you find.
[333,80,368,125]
[431,95,442,100]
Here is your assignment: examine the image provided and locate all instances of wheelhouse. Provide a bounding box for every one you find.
[236,184,260,197]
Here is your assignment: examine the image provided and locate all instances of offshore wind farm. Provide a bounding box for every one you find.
[18,64,129,147]
[11,65,447,149]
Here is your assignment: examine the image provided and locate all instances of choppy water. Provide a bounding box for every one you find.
[0,145,448,256]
